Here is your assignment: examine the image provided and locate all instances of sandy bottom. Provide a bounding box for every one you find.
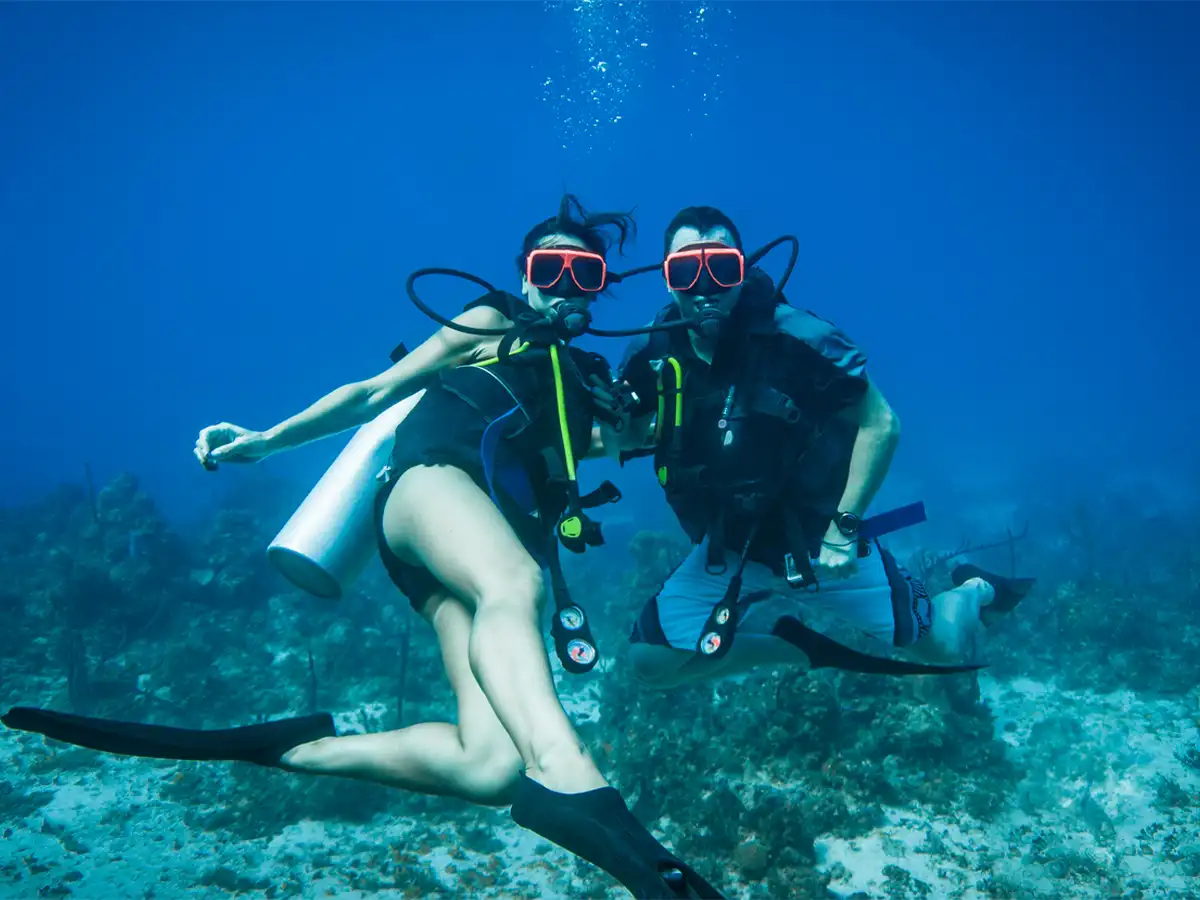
[3,675,1198,899]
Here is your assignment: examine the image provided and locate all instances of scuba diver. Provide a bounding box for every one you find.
[2,195,724,900]
[605,205,1037,689]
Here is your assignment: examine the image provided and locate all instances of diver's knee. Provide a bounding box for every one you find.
[458,742,524,805]
[628,643,687,689]
[954,576,995,604]
[474,560,546,616]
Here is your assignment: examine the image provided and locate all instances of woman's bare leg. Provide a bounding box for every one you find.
[281,588,523,805]
[380,464,605,795]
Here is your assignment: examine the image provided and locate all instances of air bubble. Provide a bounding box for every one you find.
[538,1,736,154]
[540,0,651,154]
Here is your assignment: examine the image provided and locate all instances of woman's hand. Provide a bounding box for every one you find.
[193,423,273,469]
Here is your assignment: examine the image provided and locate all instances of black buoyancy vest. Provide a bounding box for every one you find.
[438,347,597,472]
[450,291,600,457]
[434,292,604,527]
[643,271,820,546]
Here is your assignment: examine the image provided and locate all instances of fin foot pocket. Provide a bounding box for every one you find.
[509,775,725,899]
[950,564,1036,627]
[0,707,336,767]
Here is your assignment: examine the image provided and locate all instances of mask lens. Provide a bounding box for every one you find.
[665,254,703,291]
[706,250,744,287]
[570,254,606,292]
[528,251,568,289]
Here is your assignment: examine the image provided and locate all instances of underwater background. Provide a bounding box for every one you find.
[1,2,1198,898]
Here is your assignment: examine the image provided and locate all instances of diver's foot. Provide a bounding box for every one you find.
[524,741,609,794]
[951,564,1036,628]
[510,775,725,899]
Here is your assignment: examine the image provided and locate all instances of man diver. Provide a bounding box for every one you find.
[608,206,1035,688]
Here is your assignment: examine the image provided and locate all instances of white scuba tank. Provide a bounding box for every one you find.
[266,390,425,599]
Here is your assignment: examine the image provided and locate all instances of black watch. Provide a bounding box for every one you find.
[833,511,862,538]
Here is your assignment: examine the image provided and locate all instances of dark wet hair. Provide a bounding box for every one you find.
[663,206,743,255]
[516,193,638,280]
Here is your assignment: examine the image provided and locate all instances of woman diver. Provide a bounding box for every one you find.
[2,195,723,899]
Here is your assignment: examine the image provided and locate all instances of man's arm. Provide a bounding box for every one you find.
[773,306,898,548]
[832,378,901,520]
[584,416,649,459]
[262,305,506,452]
[584,413,656,460]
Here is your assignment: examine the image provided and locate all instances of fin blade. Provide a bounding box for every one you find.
[2,707,336,766]
[771,617,986,676]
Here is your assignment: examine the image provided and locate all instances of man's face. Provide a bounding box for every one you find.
[666,225,744,324]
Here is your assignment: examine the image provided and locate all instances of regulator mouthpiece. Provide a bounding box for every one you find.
[692,305,728,340]
[550,301,592,338]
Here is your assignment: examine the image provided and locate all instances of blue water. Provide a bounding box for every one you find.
[1,1,1196,529]
[3,7,1200,899]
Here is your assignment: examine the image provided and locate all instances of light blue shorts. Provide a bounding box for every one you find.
[630,536,930,652]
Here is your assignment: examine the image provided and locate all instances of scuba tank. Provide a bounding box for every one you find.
[266,390,424,599]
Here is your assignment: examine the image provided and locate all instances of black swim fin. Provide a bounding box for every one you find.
[0,707,336,768]
[951,564,1036,628]
[771,616,986,676]
[510,775,725,899]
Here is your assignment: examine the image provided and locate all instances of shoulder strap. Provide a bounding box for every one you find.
[735,269,781,336]
[644,303,682,361]
[741,331,803,424]
[388,291,525,364]
[464,289,524,318]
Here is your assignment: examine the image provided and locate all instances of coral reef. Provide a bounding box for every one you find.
[2,471,1199,898]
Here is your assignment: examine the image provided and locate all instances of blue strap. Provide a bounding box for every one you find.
[860,501,927,540]
[480,406,537,514]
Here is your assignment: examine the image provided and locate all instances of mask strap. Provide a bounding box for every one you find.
[605,262,660,286]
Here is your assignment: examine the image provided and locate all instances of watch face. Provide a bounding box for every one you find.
[838,513,861,535]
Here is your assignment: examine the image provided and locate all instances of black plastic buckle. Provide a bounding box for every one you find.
[578,480,622,509]
[784,552,818,591]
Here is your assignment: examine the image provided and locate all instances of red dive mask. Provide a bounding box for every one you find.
[526,247,607,297]
[663,243,745,294]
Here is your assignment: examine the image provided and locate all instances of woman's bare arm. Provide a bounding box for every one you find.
[195,307,511,468]
[257,304,509,454]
